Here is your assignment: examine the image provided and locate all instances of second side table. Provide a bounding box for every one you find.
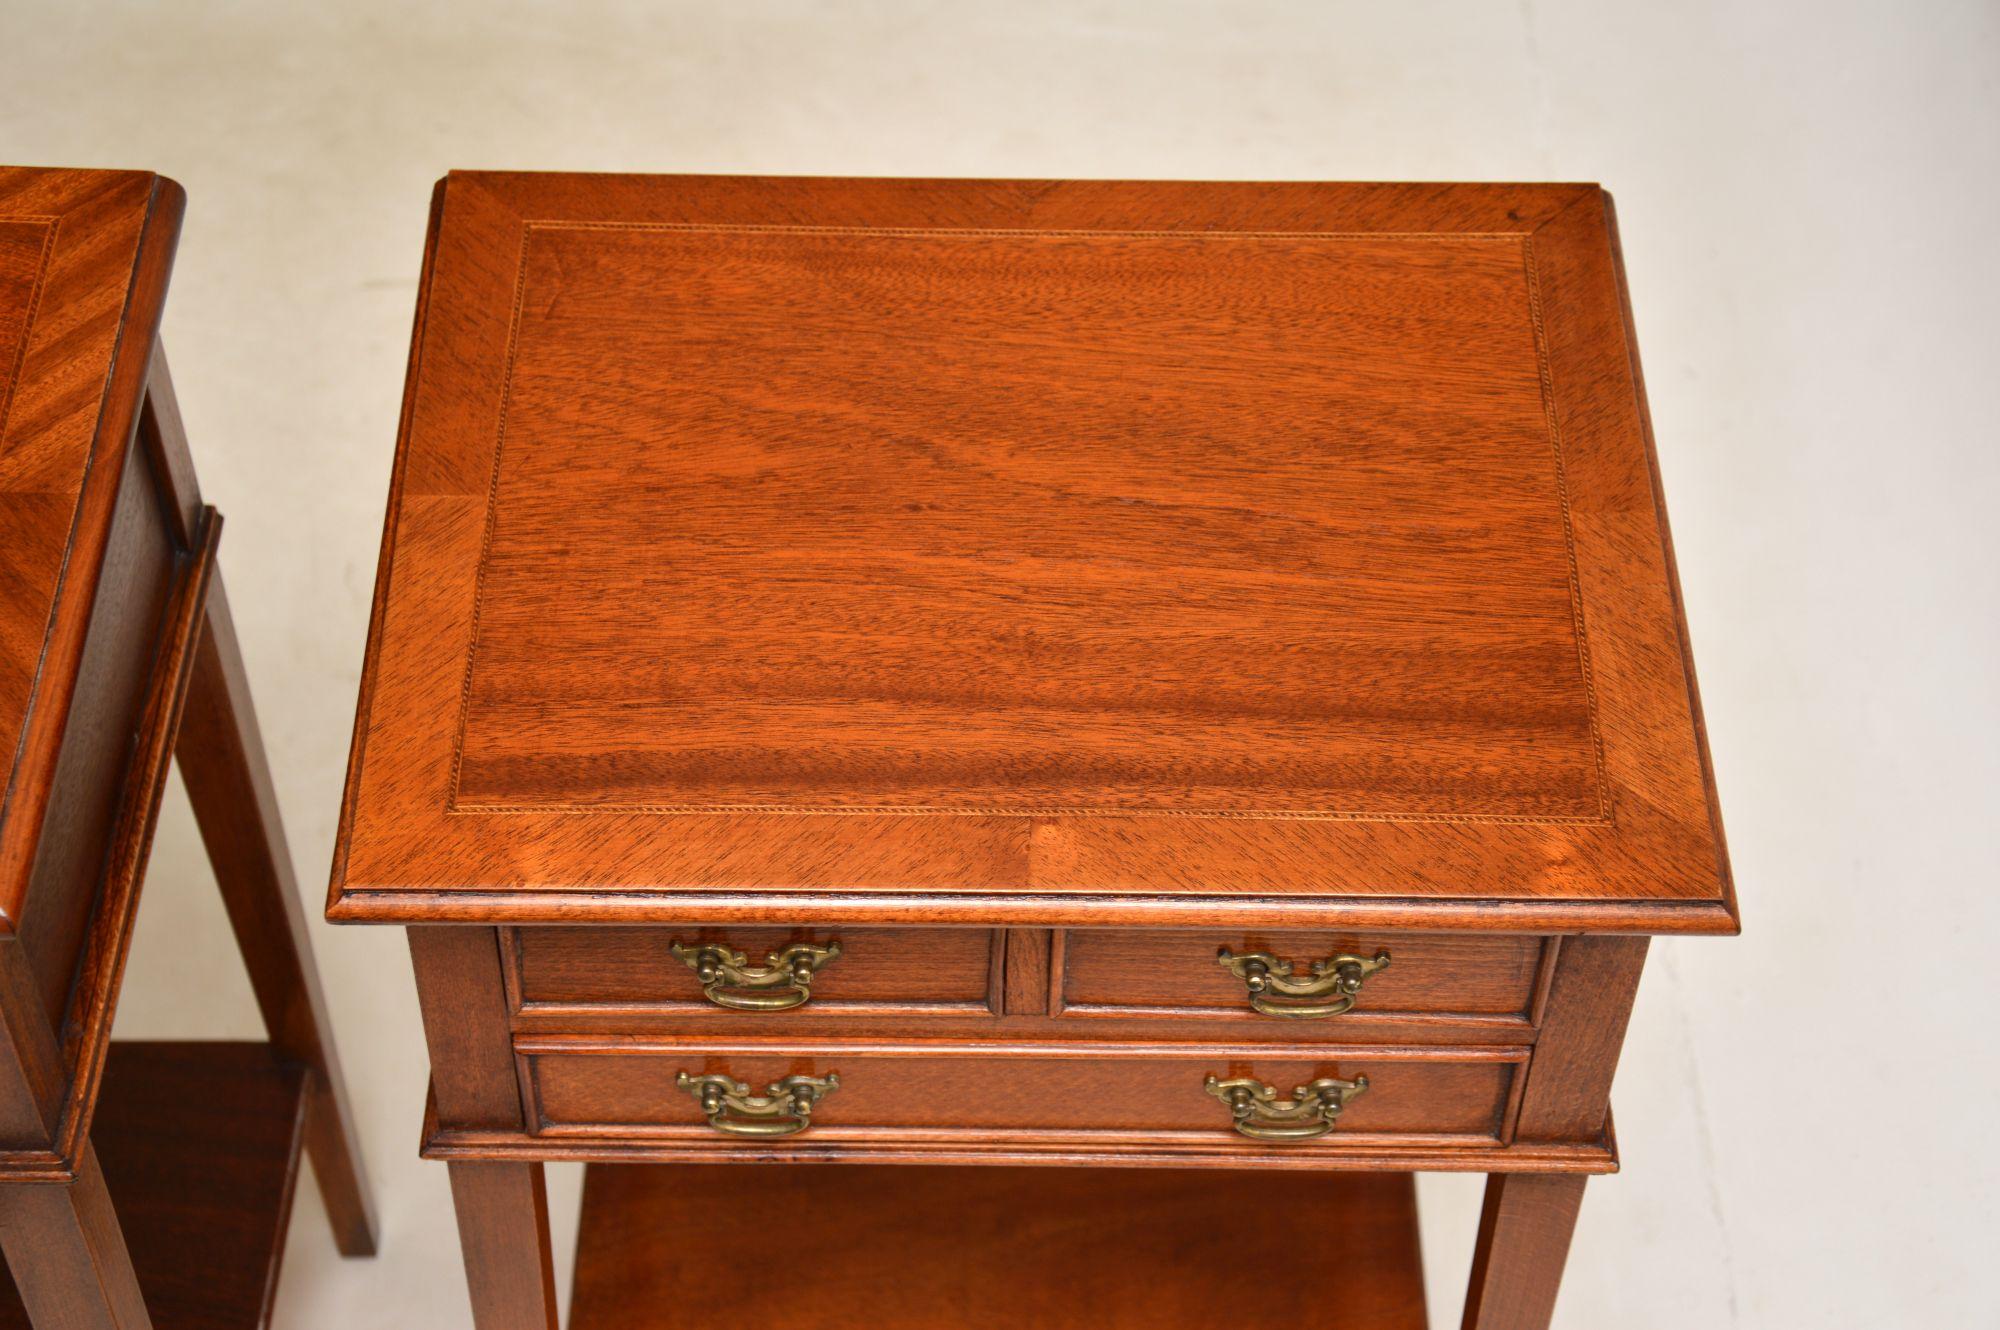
[0,166,376,1329]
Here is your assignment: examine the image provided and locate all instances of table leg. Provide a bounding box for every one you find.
[0,1144,152,1329]
[409,929,554,1326]
[447,1162,559,1330]
[174,573,378,1256]
[1461,1173,1588,1329]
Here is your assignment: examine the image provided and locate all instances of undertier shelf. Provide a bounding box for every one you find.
[0,1041,308,1330]
[569,1160,1427,1329]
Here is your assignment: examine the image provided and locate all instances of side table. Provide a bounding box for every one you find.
[330,173,1736,1329]
[0,167,377,1328]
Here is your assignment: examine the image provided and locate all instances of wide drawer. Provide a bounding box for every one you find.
[1056,931,1551,1034]
[508,927,1002,1017]
[520,1042,1524,1151]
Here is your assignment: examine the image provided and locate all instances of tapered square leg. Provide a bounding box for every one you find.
[175,573,378,1256]
[1461,1173,1588,1329]
[447,1163,558,1330]
[0,1145,151,1330]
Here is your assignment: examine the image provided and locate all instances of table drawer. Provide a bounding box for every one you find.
[1056,932,1551,1034]
[521,1042,1523,1151]
[508,927,1002,1018]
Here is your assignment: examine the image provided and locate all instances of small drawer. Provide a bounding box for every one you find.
[507,927,1002,1018]
[1056,931,1551,1033]
[521,1041,1523,1152]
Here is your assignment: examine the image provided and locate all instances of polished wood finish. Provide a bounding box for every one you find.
[1463,1173,1589,1329]
[1513,936,1647,1143]
[1059,929,1549,1034]
[507,925,1546,1043]
[1448,936,1648,1324]
[0,165,376,1326]
[346,175,1738,1330]
[446,1163,557,1330]
[409,927,527,1129]
[0,169,186,1174]
[999,927,1054,1017]
[176,572,377,1253]
[569,1163,1427,1330]
[0,1043,311,1330]
[509,925,1000,1017]
[0,170,165,934]
[429,1118,1614,1176]
[19,441,176,1045]
[0,1144,149,1330]
[459,230,1597,821]
[504,924,1551,1046]
[330,175,1734,936]
[2,492,214,1176]
[523,1040,1521,1145]
[1451,936,1648,1327]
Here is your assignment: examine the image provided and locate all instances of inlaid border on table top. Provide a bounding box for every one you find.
[330,176,1734,932]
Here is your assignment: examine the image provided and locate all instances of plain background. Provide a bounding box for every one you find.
[5,1,1997,1325]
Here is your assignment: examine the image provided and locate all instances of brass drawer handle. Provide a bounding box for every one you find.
[1216,947,1390,1018]
[669,940,842,1011]
[676,1072,840,1137]
[1205,1074,1368,1142]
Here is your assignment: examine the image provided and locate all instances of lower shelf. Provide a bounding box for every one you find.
[570,1161,1428,1329]
[0,1041,308,1330]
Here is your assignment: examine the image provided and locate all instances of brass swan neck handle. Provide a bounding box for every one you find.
[670,940,842,1011]
[676,1072,840,1136]
[1205,1074,1368,1141]
[1216,947,1391,1018]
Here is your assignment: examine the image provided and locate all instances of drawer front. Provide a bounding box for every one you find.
[523,1043,1522,1150]
[1057,931,1550,1033]
[509,927,1002,1018]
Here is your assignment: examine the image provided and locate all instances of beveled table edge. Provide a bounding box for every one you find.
[324,175,1741,941]
[327,885,1740,935]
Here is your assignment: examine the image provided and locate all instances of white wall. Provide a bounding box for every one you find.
[5,2,1994,1324]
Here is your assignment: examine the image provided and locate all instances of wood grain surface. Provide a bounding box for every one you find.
[446,1162,558,1330]
[502,924,1550,1046]
[567,1162,1427,1330]
[175,573,380,1254]
[457,226,1595,820]
[0,167,175,936]
[1511,935,1647,1144]
[1058,929,1547,1024]
[1463,1172,1590,1329]
[0,1042,309,1330]
[0,221,50,441]
[0,498,215,1179]
[511,925,998,1014]
[329,175,1736,935]
[18,446,176,1059]
[0,164,381,1320]
[0,1142,150,1330]
[410,926,528,1131]
[521,1039,1521,1147]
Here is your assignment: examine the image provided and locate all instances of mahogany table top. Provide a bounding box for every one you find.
[330,174,1733,934]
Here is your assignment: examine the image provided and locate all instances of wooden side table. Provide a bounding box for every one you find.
[0,167,377,1328]
[331,173,1737,1329]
